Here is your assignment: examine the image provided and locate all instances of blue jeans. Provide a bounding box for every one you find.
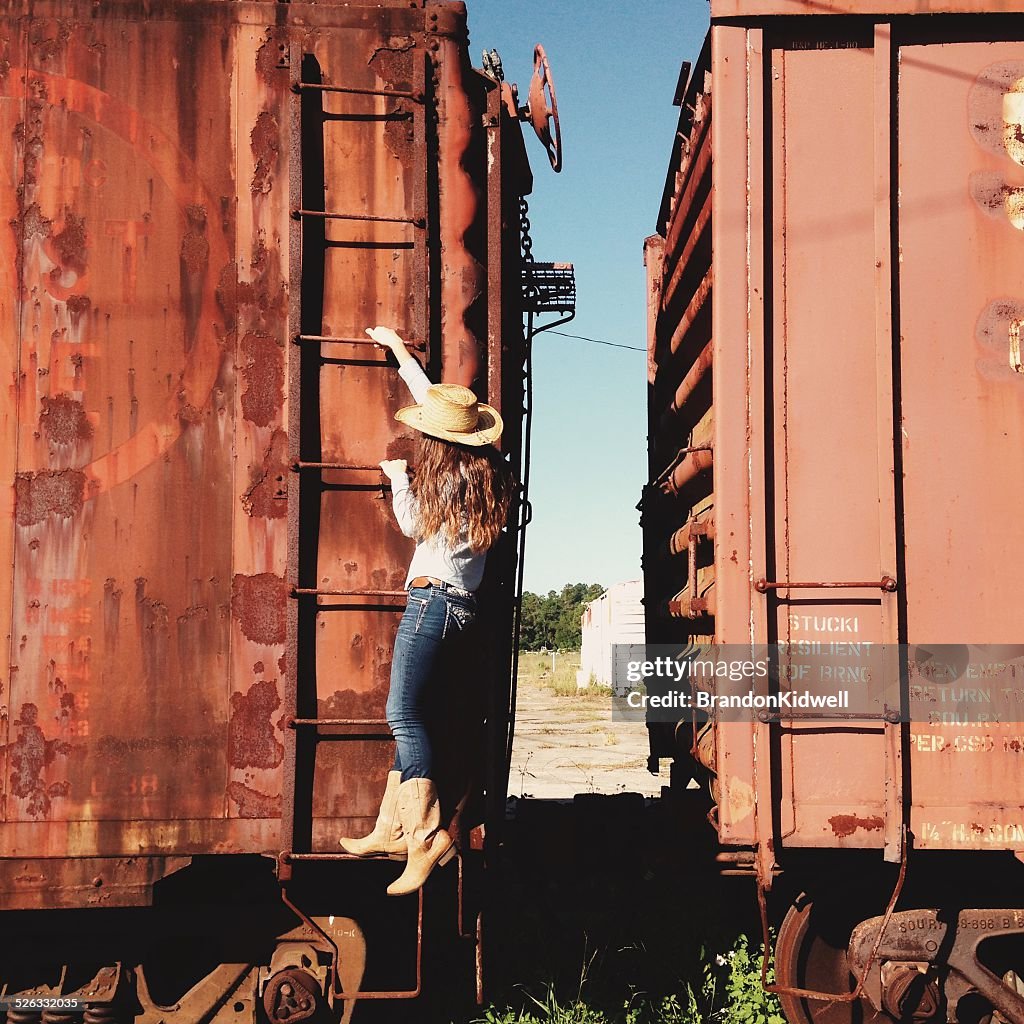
[386,585,477,782]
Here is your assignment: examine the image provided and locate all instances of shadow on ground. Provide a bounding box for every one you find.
[472,786,761,1022]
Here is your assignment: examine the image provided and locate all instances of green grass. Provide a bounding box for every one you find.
[517,651,612,698]
[469,934,784,1024]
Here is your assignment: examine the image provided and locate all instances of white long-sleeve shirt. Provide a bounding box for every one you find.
[391,361,488,593]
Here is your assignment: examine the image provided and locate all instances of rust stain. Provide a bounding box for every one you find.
[180,204,209,271]
[215,260,238,328]
[96,735,221,757]
[228,678,283,769]
[14,873,47,885]
[11,196,52,287]
[227,780,282,818]
[218,237,288,335]
[20,201,52,240]
[14,469,85,525]
[39,393,93,447]
[975,298,1024,381]
[384,107,416,164]
[180,204,210,349]
[239,332,284,427]
[250,110,280,195]
[176,391,206,425]
[370,43,417,164]
[370,39,415,88]
[245,237,288,317]
[969,171,1019,215]
[28,18,71,64]
[134,579,169,681]
[66,293,90,321]
[254,29,288,84]
[969,59,1024,156]
[50,208,88,277]
[369,567,405,591]
[176,604,210,682]
[242,428,288,518]
[8,702,72,819]
[350,633,365,670]
[231,572,287,646]
[374,645,390,687]
[319,683,389,721]
[13,78,45,205]
[102,578,121,654]
[828,814,884,838]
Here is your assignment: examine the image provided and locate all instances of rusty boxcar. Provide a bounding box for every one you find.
[642,3,1024,1023]
[0,0,572,1018]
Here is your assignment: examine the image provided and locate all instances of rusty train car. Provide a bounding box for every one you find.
[0,0,570,1019]
[642,2,1024,1023]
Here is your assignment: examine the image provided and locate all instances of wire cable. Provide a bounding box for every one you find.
[547,329,645,352]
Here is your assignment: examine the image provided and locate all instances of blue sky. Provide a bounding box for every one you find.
[467,1,711,595]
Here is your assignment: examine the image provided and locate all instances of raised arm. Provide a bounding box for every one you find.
[366,325,417,369]
[364,326,432,407]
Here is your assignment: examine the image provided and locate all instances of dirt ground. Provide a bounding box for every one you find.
[508,656,668,799]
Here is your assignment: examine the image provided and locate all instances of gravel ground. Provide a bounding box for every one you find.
[507,675,668,799]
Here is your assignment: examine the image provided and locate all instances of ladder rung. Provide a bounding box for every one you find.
[292,209,425,227]
[282,851,458,865]
[293,333,426,351]
[292,588,407,598]
[293,461,385,472]
[289,718,390,728]
[283,852,378,863]
[292,82,424,102]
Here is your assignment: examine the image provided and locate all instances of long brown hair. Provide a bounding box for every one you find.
[410,436,515,553]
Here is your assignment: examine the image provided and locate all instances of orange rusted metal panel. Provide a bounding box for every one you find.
[5,7,239,832]
[0,0,530,905]
[762,40,893,857]
[646,8,1024,870]
[898,39,1024,851]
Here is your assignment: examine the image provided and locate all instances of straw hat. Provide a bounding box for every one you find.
[395,383,503,446]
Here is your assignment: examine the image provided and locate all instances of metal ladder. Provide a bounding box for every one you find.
[275,42,432,1006]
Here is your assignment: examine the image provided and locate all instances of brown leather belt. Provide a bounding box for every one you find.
[408,576,475,599]
[409,576,443,590]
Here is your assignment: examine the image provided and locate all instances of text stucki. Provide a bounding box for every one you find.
[625,690,851,709]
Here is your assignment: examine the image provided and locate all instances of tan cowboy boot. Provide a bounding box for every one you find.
[339,771,406,857]
[386,778,456,895]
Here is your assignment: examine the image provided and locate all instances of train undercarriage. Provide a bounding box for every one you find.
[0,854,483,1023]
[761,851,1024,1024]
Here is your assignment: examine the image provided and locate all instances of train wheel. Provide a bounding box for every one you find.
[775,895,890,1024]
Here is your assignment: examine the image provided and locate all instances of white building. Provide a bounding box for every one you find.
[576,579,645,690]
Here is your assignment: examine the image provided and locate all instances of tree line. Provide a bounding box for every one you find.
[518,582,605,651]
